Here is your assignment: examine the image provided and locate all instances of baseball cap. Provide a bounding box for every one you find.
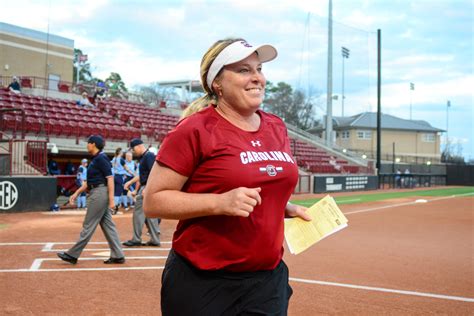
[87,135,104,148]
[206,40,278,91]
[129,138,143,150]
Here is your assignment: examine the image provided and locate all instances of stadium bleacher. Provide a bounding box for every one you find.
[1,89,364,175]
[0,90,175,142]
[99,99,179,141]
[290,139,362,174]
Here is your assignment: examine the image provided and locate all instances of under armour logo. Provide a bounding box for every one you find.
[251,140,261,147]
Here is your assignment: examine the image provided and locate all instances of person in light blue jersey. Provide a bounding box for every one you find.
[76,159,88,209]
[111,147,134,214]
[122,151,137,210]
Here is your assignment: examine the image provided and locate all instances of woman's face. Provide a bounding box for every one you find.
[86,142,94,153]
[216,53,266,114]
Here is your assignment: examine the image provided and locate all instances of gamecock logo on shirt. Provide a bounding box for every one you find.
[259,165,283,177]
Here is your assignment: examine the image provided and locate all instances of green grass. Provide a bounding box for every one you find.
[291,186,474,207]
[0,223,8,230]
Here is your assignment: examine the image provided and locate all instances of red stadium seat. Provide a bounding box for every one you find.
[25,117,42,134]
[57,83,70,93]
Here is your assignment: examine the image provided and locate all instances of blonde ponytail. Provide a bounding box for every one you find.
[181,94,216,119]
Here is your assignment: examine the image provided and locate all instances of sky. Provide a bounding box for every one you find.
[1,0,473,160]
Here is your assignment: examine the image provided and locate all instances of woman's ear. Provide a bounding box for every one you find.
[212,82,223,97]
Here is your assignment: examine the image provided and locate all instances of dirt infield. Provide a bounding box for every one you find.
[1,192,473,315]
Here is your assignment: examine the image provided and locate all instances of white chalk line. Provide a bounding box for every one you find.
[0,241,172,246]
[29,258,42,271]
[338,198,361,203]
[345,192,474,216]
[289,277,474,303]
[50,248,171,252]
[29,256,168,271]
[0,266,165,273]
[41,243,54,251]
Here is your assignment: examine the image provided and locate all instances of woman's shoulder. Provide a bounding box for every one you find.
[174,106,220,134]
[259,110,286,127]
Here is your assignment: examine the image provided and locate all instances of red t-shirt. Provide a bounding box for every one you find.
[157,106,298,272]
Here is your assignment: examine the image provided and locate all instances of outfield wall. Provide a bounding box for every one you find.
[447,165,474,186]
[0,176,56,213]
[313,175,378,193]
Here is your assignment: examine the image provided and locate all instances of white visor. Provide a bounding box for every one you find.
[206,40,278,92]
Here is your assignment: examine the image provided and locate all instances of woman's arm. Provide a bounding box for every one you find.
[143,162,262,220]
[69,181,88,205]
[106,176,115,209]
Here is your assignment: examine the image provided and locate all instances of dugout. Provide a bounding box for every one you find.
[0,176,56,213]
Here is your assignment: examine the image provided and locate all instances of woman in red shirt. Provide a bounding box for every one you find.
[144,38,310,315]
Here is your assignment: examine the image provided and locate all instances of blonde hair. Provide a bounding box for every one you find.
[181,38,245,119]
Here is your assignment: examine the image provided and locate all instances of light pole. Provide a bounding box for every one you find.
[409,82,415,120]
[325,0,333,145]
[446,100,451,151]
[341,46,350,117]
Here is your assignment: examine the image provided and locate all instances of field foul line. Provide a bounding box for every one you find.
[289,277,474,303]
[345,192,474,216]
[0,266,165,273]
[0,241,172,246]
[49,248,171,252]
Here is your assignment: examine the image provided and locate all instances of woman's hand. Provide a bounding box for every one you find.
[285,203,311,221]
[124,181,130,191]
[217,187,262,218]
[69,193,77,205]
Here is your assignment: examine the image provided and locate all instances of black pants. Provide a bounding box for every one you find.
[161,250,293,316]
[113,174,124,197]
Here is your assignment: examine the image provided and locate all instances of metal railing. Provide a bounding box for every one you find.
[378,173,447,189]
[285,122,370,168]
[1,75,161,106]
[1,75,73,93]
[349,149,442,164]
[4,139,47,176]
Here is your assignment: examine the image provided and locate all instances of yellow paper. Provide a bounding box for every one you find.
[284,195,348,255]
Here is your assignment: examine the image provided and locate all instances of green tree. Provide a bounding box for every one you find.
[105,72,128,99]
[263,81,319,130]
[73,49,93,84]
[441,140,466,164]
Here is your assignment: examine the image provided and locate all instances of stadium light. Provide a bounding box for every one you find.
[341,46,350,117]
[362,154,367,159]
[51,145,59,154]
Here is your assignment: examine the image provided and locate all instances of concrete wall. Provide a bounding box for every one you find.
[0,24,74,85]
[336,128,441,161]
